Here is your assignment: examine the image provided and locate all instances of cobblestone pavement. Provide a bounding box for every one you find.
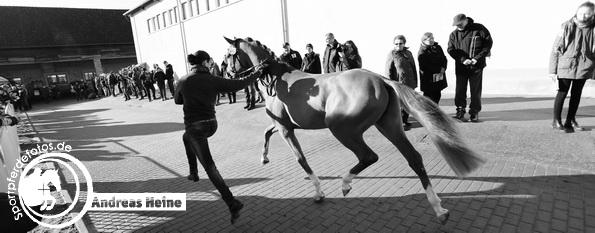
[24,94,595,232]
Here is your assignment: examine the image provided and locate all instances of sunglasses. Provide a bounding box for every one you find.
[394,43,404,45]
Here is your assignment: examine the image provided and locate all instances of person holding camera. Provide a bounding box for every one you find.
[338,40,362,71]
[279,42,302,70]
[323,32,343,73]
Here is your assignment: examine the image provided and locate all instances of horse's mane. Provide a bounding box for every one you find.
[240,37,295,71]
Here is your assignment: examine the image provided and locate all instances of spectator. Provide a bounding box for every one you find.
[549,2,595,132]
[338,40,362,70]
[301,43,322,74]
[385,35,417,129]
[220,58,236,104]
[144,69,156,102]
[164,61,176,99]
[108,72,118,97]
[154,64,168,101]
[174,50,267,224]
[418,32,448,104]
[323,33,342,73]
[447,13,493,122]
[279,42,302,69]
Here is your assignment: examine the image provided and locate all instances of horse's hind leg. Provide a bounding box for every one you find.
[374,110,449,224]
[277,126,325,202]
[329,130,379,196]
[262,124,277,165]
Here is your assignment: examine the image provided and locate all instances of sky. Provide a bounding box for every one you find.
[0,0,143,9]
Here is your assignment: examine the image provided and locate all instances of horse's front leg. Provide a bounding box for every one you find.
[278,127,325,202]
[262,124,277,165]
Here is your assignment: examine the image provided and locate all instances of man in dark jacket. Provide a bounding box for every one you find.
[279,42,302,69]
[153,64,168,101]
[164,61,176,98]
[323,33,342,73]
[301,43,322,74]
[447,14,493,122]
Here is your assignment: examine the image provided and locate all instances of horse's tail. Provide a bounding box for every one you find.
[383,79,486,177]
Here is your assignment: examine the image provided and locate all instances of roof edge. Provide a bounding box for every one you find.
[123,0,160,17]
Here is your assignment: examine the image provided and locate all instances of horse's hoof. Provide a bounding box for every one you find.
[261,158,269,165]
[438,211,450,225]
[342,188,351,196]
[314,196,325,203]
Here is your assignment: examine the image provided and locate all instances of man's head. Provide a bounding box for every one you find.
[576,1,595,24]
[306,43,313,53]
[325,33,335,45]
[452,13,468,30]
[283,42,291,53]
[163,61,169,66]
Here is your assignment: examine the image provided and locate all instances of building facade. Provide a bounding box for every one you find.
[0,6,137,97]
[124,0,594,97]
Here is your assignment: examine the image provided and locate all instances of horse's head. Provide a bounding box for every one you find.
[43,169,62,191]
[224,36,273,78]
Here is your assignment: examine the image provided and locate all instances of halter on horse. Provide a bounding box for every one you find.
[224,37,486,224]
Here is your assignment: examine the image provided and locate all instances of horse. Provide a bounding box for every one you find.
[223,37,486,224]
[20,168,62,211]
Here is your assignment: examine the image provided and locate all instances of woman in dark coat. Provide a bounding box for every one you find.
[174,50,266,224]
[418,32,448,104]
[385,35,417,128]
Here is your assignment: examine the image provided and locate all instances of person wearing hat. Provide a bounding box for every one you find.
[301,43,322,74]
[174,50,267,224]
[279,42,302,69]
[418,32,448,104]
[549,2,595,133]
[447,13,493,122]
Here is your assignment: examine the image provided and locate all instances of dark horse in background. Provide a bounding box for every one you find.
[224,37,486,224]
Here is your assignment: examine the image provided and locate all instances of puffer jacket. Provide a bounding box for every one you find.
[447,17,493,74]
[549,18,595,80]
[385,48,418,89]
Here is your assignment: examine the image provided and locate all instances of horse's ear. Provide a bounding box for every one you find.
[224,36,235,45]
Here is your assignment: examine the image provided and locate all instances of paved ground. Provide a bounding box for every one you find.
[24,93,595,232]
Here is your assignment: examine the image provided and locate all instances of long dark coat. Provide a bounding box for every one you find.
[418,42,448,92]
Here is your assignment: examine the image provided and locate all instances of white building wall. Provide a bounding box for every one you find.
[127,0,595,97]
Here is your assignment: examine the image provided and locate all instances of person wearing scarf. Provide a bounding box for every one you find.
[418,32,448,104]
[174,50,267,224]
[549,1,595,133]
[385,35,418,129]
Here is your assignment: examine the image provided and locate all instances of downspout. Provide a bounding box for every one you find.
[176,0,190,74]
[280,0,289,43]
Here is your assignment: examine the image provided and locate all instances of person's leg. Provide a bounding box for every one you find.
[454,74,469,118]
[565,79,587,129]
[167,79,175,97]
[183,132,199,181]
[468,71,483,122]
[553,79,572,130]
[184,121,243,223]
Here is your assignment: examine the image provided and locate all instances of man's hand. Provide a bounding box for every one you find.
[463,59,472,65]
[471,59,477,65]
[549,74,558,82]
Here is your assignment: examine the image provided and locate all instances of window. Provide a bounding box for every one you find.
[156,14,161,29]
[162,12,167,27]
[173,7,178,23]
[194,0,200,15]
[188,0,194,17]
[83,72,95,81]
[10,78,22,84]
[181,2,187,20]
[206,0,210,11]
[151,17,156,32]
[46,74,67,85]
[147,19,152,33]
[167,9,173,25]
[215,0,220,7]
